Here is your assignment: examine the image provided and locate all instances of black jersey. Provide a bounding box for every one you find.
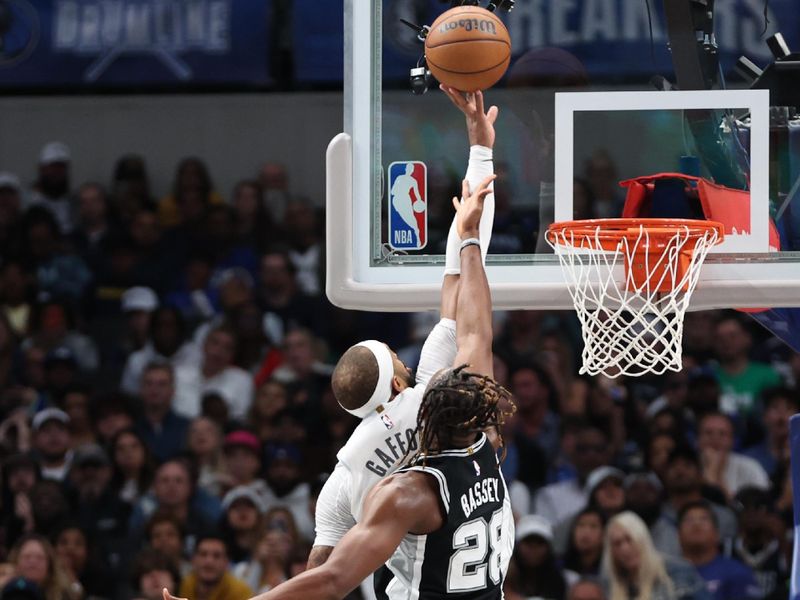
[381,434,514,600]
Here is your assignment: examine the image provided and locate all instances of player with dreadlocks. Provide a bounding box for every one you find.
[180,158,514,600]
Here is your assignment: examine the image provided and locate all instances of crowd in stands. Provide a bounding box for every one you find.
[0,141,798,600]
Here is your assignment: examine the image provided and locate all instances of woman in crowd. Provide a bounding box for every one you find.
[186,416,227,496]
[219,487,266,565]
[248,380,289,443]
[602,511,709,600]
[563,507,606,583]
[110,428,155,506]
[8,534,75,600]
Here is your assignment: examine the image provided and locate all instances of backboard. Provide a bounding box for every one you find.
[327,0,800,321]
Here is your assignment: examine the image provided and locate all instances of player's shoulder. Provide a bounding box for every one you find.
[369,469,438,509]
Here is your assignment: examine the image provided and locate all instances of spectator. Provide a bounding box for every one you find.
[568,579,607,600]
[231,180,274,252]
[219,486,266,564]
[0,260,33,337]
[91,392,135,445]
[26,143,74,234]
[187,417,226,497]
[257,163,290,224]
[601,511,708,600]
[20,208,91,304]
[134,363,190,462]
[70,182,113,271]
[622,472,675,557]
[697,412,769,498]
[731,488,787,599]
[178,535,252,600]
[248,380,289,443]
[534,421,614,527]
[743,387,798,477]
[555,467,625,555]
[257,250,328,338]
[505,515,567,600]
[0,454,39,549]
[60,384,94,448]
[586,466,626,519]
[66,444,130,553]
[8,535,74,600]
[158,158,223,229]
[232,525,292,594]
[202,206,259,283]
[121,307,199,396]
[110,155,153,225]
[28,481,69,537]
[713,314,781,417]
[129,550,181,600]
[121,287,160,355]
[30,410,72,482]
[660,446,737,558]
[646,432,679,483]
[0,172,23,259]
[221,431,267,500]
[509,363,559,490]
[129,460,220,545]
[678,501,760,600]
[25,302,98,374]
[52,522,111,598]
[283,200,322,295]
[164,253,219,326]
[562,507,606,583]
[0,314,18,391]
[261,445,313,542]
[110,429,155,506]
[174,326,254,421]
[144,512,191,578]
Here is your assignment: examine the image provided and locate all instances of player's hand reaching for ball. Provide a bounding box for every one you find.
[440,85,499,149]
[453,174,496,239]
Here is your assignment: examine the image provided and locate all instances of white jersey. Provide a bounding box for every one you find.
[314,318,457,547]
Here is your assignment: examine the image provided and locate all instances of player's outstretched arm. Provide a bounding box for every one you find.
[451,175,495,378]
[201,474,440,600]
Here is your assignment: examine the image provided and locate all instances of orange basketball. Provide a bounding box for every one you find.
[425,6,511,92]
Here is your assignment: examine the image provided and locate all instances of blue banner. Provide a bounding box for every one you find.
[0,0,270,87]
[295,0,800,84]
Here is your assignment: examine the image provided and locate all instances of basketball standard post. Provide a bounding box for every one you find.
[791,413,800,600]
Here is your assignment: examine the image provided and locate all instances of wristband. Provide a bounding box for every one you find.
[459,237,480,253]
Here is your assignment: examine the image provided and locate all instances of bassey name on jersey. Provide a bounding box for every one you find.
[365,427,418,476]
[460,477,501,519]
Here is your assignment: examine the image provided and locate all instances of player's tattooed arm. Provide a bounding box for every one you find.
[225,473,441,600]
[306,545,334,569]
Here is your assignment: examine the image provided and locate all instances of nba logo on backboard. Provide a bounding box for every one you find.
[388,161,427,250]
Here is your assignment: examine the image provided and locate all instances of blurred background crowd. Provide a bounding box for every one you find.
[0,139,797,600]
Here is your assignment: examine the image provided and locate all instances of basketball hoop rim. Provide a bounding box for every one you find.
[546,218,725,251]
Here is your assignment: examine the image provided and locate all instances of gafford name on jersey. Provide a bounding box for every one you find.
[460,477,501,519]
[365,427,418,476]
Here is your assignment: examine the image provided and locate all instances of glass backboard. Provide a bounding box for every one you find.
[327,0,800,329]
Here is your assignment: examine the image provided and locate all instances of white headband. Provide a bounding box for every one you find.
[341,340,394,419]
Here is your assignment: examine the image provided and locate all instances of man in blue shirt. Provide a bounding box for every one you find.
[134,362,189,462]
[678,500,761,600]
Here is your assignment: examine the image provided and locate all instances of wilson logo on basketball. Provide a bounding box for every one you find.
[438,19,497,35]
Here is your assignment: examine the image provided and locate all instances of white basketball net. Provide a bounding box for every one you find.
[546,222,721,378]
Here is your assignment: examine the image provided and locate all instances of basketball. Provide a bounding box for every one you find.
[424,6,511,92]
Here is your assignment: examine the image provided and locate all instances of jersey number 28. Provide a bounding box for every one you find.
[447,509,503,592]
